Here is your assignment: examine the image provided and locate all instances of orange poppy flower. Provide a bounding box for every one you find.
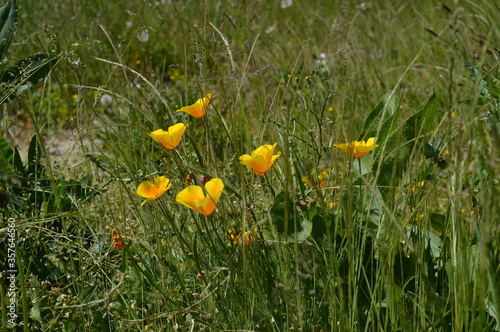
[176,94,212,118]
[334,137,378,158]
[175,178,224,216]
[148,123,188,150]
[239,143,281,176]
[136,176,171,206]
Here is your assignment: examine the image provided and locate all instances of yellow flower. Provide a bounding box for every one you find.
[176,178,224,216]
[148,123,188,150]
[176,94,212,118]
[334,137,378,158]
[239,143,281,176]
[136,176,172,206]
[302,170,329,189]
[226,227,258,246]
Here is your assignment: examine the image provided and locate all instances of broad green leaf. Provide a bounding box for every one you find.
[271,191,312,241]
[376,93,436,193]
[427,230,442,258]
[0,135,13,173]
[292,215,312,242]
[352,151,374,176]
[430,213,446,234]
[485,298,500,331]
[271,191,297,235]
[465,61,491,99]
[26,135,41,177]
[0,53,58,103]
[0,0,17,62]
[12,145,22,174]
[360,92,399,141]
[424,136,444,159]
[29,302,42,323]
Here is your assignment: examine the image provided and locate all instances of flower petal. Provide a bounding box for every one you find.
[241,154,267,175]
[205,178,224,202]
[136,180,159,199]
[149,123,188,150]
[136,176,171,205]
[334,138,377,158]
[176,178,223,216]
[333,143,350,154]
[149,129,175,150]
[240,143,280,176]
[176,94,212,118]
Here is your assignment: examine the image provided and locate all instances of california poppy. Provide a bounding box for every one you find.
[176,178,224,216]
[334,137,378,158]
[176,94,212,118]
[148,123,188,150]
[239,143,281,176]
[136,176,171,206]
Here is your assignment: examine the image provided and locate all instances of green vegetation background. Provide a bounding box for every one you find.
[1,0,499,331]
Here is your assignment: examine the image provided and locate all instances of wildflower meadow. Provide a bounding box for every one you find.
[1,0,499,331]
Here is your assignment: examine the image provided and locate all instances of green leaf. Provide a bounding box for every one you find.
[352,151,375,176]
[426,229,442,258]
[12,145,22,174]
[430,213,446,235]
[376,93,436,192]
[485,298,500,331]
[293,215,312,242]
[271,192,296,235]
[465,61,491,99]
[359,92,399,141]
[424,136,444,159]
[271,191,312,241]
[0,0,17,62]
[0,135,13,173]
[29,302,42,323]
[26,135,41,177]
[0,53,58,103]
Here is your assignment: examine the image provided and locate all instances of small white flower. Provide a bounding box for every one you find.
[71,58,82,67]
[128,81,142,89]
[136,29,149,43]
[126,21,133,29]
[265,25,276,34]
[99,93,113,106]
[280,0,293,8]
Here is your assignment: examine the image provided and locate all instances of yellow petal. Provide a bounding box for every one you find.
[365,137,377,146]
[241,154,267,175]
[176,94,212,118]
[148,129,173,149]
[149,123,187,150]
[302,175,314,188]
[333,143,351,154]
[176,177,224,216]
[239,143,280,176]
[354,146,372,158]
[334,138,377,158]
[136,180,159,198]
[136,176,171,205]
[205,178,224,202]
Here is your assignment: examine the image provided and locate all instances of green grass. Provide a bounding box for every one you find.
[1,0,500,331]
